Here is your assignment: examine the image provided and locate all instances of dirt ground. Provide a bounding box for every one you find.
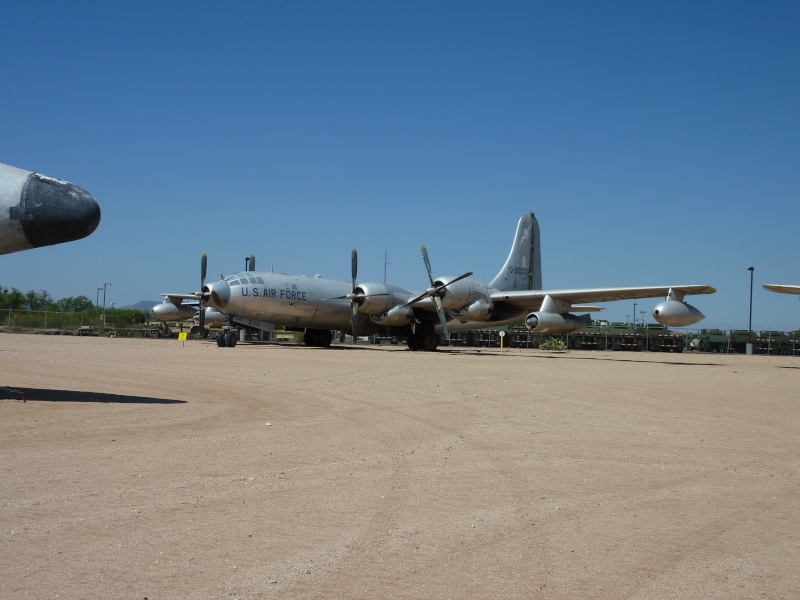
[1,333,798,599]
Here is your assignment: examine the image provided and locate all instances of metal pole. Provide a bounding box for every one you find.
[103,282,111,334]
[748,267,754,331]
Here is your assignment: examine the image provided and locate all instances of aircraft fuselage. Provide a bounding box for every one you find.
[208,271,417,334]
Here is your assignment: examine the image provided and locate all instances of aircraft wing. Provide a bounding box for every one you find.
[161,293,201,302]
[763,284,800,295]
[492,285,717,309]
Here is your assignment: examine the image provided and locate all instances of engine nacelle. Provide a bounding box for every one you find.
[153,300,195,322]
[652,300,705,327]
[448,300,493,321]
[194,307,227,327]
[370,304,413,326]
[355,282,396,314]
[525,312,588,333]
[435,277,476,309]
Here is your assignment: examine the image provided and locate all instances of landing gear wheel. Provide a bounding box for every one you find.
[420,332,439,352]
[406,334,419,351]
[225,331,237,347]
[320,330,333,347]
[216,332,226,347]
[304,329,333,347]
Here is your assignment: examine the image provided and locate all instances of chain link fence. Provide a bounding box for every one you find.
[1,309,157,337]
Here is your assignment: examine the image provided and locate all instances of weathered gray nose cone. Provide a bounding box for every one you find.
[21,173,101,247]
[0,163,102,255]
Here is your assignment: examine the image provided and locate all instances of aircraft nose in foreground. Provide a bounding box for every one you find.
[0,163,101,254]
[22,174,100,246]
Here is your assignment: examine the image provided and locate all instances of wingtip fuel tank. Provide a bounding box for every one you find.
[0,162,101,255]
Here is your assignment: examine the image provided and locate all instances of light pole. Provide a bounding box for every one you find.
[747,267,754,331]
[102,282,111,333]
[633,302,637,327]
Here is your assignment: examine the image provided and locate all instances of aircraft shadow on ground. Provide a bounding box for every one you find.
[0,387,187,404]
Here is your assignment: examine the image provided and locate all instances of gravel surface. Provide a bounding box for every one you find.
[2,333,799,599]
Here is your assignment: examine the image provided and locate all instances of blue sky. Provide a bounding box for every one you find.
[2,1,798,330]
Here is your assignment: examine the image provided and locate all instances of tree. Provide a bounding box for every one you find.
[57,296,95,313]
[25,290,56,311]
[0,286,26,310]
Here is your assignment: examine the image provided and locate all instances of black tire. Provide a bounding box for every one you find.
[225,331,237,347]
[421,332,438,352]
[216,332,226,347]
[406,334,419,351]
[320,330,333,347]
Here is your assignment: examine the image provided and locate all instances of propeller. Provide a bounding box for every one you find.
[350,249,359,342]
[198,254,208,330]
[404,244,473,338]
[327,249,391,343]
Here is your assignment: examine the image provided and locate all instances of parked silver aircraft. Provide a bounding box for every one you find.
[153,253,257,329]
[763,285,800,295]
[152,298,227,327]
[165,212,715,350]
[0,162,100,255]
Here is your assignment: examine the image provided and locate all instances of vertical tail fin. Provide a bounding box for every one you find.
[488,212,542,291]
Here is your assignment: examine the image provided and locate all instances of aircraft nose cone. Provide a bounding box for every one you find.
[209,280,231,308]
[21,173,101,248]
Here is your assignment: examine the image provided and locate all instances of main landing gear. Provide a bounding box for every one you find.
[304,329,333,347]
[406,323,439,352]
[216,330,237,348]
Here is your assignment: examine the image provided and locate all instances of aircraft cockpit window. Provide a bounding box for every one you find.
[226,273,249,285]
[247,276,257,284]
[256,276,265,284]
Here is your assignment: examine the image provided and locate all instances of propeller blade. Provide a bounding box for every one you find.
[421,245,435,287]
[352,303,359,343]
[351,249,358,291]
[199,254,208,330]
[433,296,450,338]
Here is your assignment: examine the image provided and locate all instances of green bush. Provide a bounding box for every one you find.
[539,337,567,351]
